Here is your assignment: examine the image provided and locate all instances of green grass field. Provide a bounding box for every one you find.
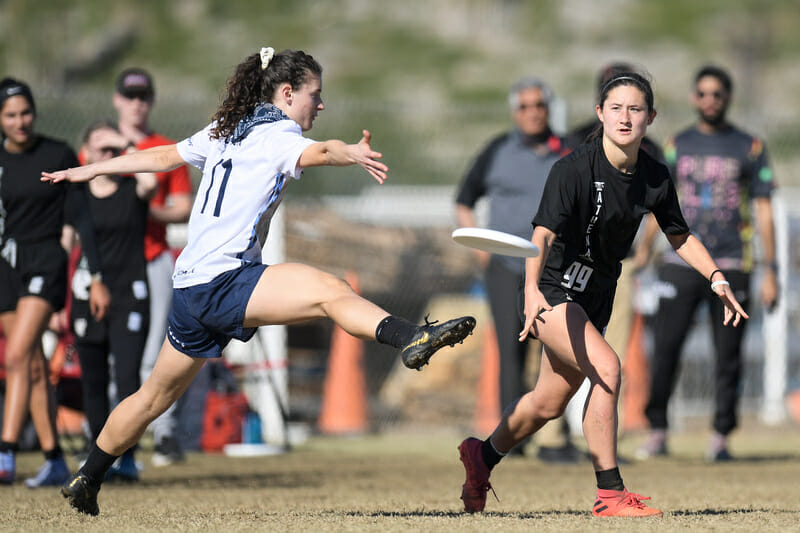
[4,421,800,532]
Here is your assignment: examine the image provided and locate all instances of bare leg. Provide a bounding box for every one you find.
[0,297,59,449]
[28,347,59,451]
[96,340,205,456]
[243,263,389,338]
[489,302,622,471]
[490,346,584,450]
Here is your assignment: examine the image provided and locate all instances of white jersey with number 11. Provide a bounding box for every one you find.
[173,120,315,288]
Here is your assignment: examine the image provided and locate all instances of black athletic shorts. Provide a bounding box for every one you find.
[518,281,616,338]
[0,238,68,313]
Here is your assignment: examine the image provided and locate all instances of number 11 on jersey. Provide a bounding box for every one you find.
[200,158,233,217]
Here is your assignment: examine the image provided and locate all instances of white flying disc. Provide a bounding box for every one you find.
[451,227,540,258]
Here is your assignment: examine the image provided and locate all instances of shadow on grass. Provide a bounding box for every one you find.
[668,508,787,516]
[714,453,800,463]
[346,510,587,519]
[349,508,800,519]
[105,470,323,490]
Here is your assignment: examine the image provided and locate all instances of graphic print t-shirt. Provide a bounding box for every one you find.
[661,126,775,271]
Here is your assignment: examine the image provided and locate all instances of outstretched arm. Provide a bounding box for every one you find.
[667,232,749,326]
[42,144,185,184]
[298,129,388,184]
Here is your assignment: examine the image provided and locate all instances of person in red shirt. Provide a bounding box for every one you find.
[113,68,193,466]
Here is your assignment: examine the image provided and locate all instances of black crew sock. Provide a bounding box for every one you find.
[375,316,418,349]
[78,443,118,485]
[0,441,18,454]
[595,467,625,491]
[480,438,504,471]
[43,446,63,461]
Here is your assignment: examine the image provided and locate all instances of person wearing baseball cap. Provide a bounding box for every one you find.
[112,67,193,470]
[115,68,155,101]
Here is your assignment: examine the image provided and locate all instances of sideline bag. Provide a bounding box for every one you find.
[200,389,249,452]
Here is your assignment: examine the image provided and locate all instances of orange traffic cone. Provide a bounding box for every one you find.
[787,389,800,425]
[318,271,368,435]
[621,313,650,432]
[473,322,501,436]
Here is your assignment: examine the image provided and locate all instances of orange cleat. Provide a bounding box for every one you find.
[458,437,496,512]
[592,488,663,517]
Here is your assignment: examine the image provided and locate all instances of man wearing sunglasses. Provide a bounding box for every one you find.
[455,76,580,463]
[637,65,778,462]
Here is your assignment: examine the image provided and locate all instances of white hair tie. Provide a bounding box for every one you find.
[260,47,275,70]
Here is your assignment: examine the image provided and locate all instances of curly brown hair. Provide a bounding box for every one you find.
[210,49,322,140]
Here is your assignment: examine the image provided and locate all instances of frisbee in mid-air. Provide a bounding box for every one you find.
[451,227,540,258]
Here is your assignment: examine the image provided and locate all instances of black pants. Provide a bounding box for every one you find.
[77,309,148,442]
[485,258,535,410]
[645,264,750,435]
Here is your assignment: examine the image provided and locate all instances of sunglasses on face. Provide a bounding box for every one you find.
[696,90,726,100]
[99,146,121,155]
[517,101,548,111]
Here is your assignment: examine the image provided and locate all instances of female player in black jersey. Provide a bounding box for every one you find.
[0,78,110,486]
[458,72,748,518]
[63,120,157,481]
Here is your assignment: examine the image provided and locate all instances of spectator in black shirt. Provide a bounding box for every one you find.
[0,78,110,487]
[458,72,747,518]
[64,120,157,481]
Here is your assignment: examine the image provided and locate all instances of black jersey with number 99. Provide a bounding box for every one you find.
[533,139,689,294]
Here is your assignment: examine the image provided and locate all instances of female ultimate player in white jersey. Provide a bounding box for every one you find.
[457,72,748,518]
[44,47,475,516]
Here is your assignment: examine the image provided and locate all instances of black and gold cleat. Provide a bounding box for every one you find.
[401,316,476,370]
[61,473,100,516]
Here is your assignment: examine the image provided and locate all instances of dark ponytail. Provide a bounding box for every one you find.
[210,49,322,140]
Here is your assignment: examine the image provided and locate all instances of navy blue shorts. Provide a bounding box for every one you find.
[167,262,268,358]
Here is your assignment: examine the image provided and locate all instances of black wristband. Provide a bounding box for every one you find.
[709,269,723,282]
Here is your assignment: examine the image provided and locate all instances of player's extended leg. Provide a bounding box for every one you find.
[460,303,585,512]
[492,303,616,468]
[460,302,660,516]
[530,303,660,517]
[97,339,205,456]
[244,263,475,369]
[63,339,205,515]
[243,263,387,338]
[490,346,584,452]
